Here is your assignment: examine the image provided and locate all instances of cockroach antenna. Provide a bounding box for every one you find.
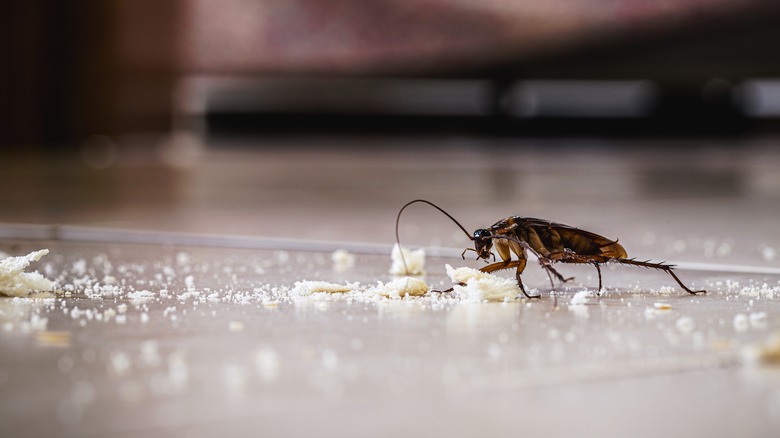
[394,199,473,275]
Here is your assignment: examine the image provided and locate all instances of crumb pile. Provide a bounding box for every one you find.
[445,264,520,302]
[373,277,429,299]
[0,249,55,297]
[292,281,355,296]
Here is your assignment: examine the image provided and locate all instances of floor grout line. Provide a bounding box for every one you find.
[3,223,780,275]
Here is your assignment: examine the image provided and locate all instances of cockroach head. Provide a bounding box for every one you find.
[472,228,493,260]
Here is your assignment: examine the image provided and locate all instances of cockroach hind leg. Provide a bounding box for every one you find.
[614,258,706,295]
[668,269,707,295]
[594,263,603,293]
[539,260,573,289]
[518,289,542,300]
[429,285,457,294]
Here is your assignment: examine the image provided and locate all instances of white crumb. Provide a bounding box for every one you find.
[373,277,429,299]
[0,249,56,297]
[733,313,750,332]
[675,316,696,333]
[176,251,191,266]
[741,333,780,366]
[291,281,355,296]
[331,249,356,272]
[389,244,425,276]
[254,347,280,382]
[569,290,594,306]
[645,302,673,319]
[749,311,768,327]
[128,290,155,302]
[445,264,520,302]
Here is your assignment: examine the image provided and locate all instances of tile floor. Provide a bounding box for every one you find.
[1,135,780,437]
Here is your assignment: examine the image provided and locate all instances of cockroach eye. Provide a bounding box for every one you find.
[473,229,491,240]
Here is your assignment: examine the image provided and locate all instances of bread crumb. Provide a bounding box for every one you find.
[733,313,750,332]
[373,277,429,299]
[389,244,425,276]
[654,302,672,310]
[749,312,768,328]
[569,290,594,306]
[742,333,780,366]
[292,281,355,296]
[128,290,155,302]
[675,316,696,333]
[36,331,71,347]
[445,264,519,302]
[331,249,356,272]
[0,249,55,297]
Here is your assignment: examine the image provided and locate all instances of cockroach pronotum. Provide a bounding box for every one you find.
[395,199,706,299]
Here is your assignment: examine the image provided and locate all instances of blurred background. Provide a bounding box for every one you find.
[2,0,780,263]
[5,0,780,144]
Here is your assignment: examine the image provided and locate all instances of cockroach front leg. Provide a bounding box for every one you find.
[480,258,540,299]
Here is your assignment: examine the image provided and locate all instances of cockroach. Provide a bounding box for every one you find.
[395,199,706,299]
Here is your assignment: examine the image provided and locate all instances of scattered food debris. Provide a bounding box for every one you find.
[742,333,780,366]
[389,244,425,276]
[645,302,673,318]
[0,249,55,297]
[228,321,245,332]
[733,313,750,332]
[331,249,356,272]
[373,277,429,299]
[675,316,696,333]
[36,331,72,347]
[445,264,519,302]
[569,290,595,306]
[291,281,356,296]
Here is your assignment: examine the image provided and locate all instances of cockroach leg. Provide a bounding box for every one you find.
[515,271,540,299]
[479,259,540,299]
[594,262,603,295]
[667,269,706,295]
[614,259,706,295]
[430,286,456,294]
[543,267,555,289]
[539,258,574,289]
[461,248,477,260]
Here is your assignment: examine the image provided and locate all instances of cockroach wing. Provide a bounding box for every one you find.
[524,218,628,259]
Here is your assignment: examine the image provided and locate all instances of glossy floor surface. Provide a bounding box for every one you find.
[2,136,780,437]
